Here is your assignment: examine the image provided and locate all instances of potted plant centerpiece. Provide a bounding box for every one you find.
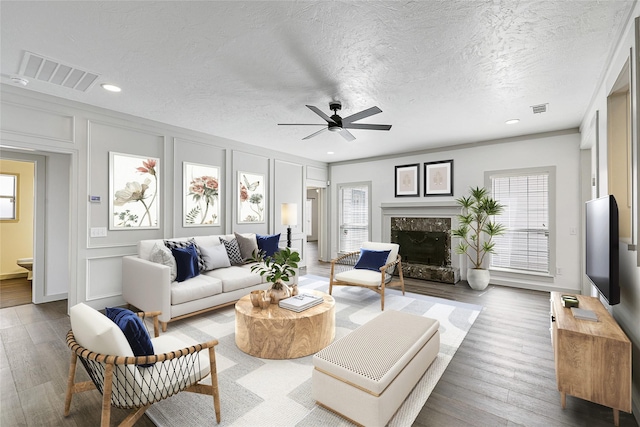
[251,247,300,303]
[451,186,506,290]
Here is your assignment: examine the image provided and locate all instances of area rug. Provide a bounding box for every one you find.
[146,275,482,427]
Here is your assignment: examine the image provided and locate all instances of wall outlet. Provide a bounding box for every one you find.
[570,227,577,235]
[90,227,107,238]
[556,267,563,275]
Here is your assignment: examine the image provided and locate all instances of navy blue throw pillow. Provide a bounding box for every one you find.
[256,233,281,257]
[354,249,391,272]
[105,307,154,366]
[172,244,200,282]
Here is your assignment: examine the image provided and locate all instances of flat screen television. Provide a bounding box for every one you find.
[585,195,620,305]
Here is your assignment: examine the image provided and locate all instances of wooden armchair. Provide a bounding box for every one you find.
[64,303,220,427]
[329,242,405,310]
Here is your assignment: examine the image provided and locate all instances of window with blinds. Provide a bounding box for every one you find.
[490,172,550,273]
[338,183,370,253]
[0,174,17,221]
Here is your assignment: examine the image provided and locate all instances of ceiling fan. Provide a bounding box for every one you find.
[278,101,391,141]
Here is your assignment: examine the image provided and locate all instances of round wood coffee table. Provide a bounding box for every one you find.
[235,290,335,359]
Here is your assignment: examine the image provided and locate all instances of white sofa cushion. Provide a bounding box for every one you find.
[193,235,224,249]
[205,266,262,292]
[70,303,133,356]
[139,239,167,261]
[149,243,177,282]
[335,269,384,287]
[171,275,223,305]
[200,244,231,270]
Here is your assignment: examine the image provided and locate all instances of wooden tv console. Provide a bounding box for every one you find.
[550,292,631,426]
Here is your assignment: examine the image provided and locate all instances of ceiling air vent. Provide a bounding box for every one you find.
[17,51,100,92]
[531,103,548,114]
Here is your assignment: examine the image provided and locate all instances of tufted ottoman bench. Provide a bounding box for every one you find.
[312,310,440,426]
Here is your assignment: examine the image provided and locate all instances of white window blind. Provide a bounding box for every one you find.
[490,173,549,273]
[339,183,370,253]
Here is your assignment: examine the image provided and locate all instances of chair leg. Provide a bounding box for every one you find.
[64,352,97,417]
[120,405,151,427]
[328,263,335,295]
[64,352,78,416]
[380,282,385,311]
[209,347,221,423]
[101,363,114,427]
[398,260,405,295]
[161,321,168,333]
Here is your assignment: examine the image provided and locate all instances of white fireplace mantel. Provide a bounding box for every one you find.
[380,201,460,217]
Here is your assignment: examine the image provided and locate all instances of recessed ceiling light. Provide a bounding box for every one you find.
[10,76,29,86]
[101,83,121,93]
[327,151,334,155]
[505,119,520,125]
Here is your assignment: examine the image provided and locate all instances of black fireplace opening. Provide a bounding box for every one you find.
[391,230,448,267]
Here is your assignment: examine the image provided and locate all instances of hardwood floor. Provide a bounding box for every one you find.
[0,277,32,309]
[0,243,636,426]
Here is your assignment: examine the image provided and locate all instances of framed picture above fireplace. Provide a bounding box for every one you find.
[424,160,453,196]
[394,163,420,197]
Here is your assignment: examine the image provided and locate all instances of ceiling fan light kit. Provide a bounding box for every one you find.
[279,101,391,141]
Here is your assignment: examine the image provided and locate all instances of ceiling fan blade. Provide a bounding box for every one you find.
[342,123,392,131]
[278,123,325,126]
[302,127,329,140]
[339,129,356,142]
[306,105,336,124]
[342,106,382,124]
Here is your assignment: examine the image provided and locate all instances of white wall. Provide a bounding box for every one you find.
[580,8,640,421]
[0,84,326,309]
[329,130,582,293]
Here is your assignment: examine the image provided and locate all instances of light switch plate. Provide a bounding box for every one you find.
[90,227,107,237]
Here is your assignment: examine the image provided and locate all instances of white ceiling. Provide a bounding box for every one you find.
[0,1,635,163]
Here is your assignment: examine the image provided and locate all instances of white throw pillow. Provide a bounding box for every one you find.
[200,244,231,270]
[69,303,133,356]
[149,243,177,282]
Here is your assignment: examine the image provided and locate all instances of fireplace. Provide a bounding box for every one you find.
[390,216,460,284]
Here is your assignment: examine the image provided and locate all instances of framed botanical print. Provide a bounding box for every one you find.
[237,171,265,223]
[424,160,453,196]
[183,162,220,226]
[110,152,160,229]
[394,163,420,197]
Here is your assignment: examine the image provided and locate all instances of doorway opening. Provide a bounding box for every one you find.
[306,186,327,264]
[0,159,34,308]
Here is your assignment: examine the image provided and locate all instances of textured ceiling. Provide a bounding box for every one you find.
[0,1,634,162]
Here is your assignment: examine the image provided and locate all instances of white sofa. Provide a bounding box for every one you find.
[123,233,286,331]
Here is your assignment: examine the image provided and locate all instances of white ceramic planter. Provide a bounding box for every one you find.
[467,268,490,290]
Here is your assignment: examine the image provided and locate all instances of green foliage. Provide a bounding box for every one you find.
[451,186,505,269]
[185,206,201,224]
[250,247,300,289]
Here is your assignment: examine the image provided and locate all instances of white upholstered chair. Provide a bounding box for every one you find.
[64,303,221,427]
[329,242,405,310]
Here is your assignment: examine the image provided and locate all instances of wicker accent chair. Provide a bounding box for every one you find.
[64,303,220,427]
[329,242,405,310]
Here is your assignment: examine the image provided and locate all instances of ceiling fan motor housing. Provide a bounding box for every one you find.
[329,114,343,131]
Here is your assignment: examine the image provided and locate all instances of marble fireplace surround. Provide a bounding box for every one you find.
[381,202,461,284]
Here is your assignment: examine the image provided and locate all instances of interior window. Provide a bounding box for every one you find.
[0,174,17,221]
[338,182,371,253]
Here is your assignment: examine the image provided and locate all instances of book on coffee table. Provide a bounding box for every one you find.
[279,293,324,312]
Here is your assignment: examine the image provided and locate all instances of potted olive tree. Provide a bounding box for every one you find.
[250,247,300,303]
[451,186,505,290]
